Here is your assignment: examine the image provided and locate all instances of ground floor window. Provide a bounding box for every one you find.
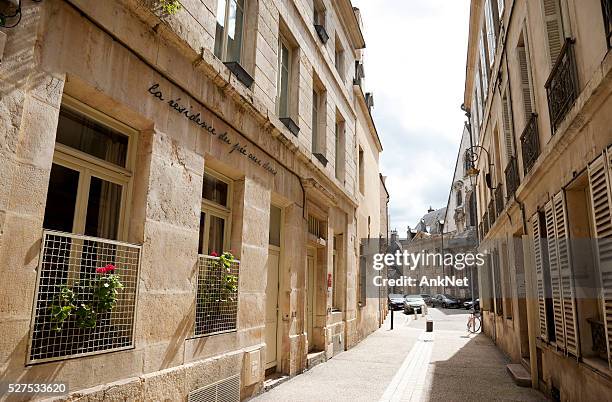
[29,97,139,363]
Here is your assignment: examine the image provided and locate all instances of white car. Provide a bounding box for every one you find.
[403,295,426,314]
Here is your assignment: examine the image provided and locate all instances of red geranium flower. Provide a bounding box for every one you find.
[96,264,116,274]
[210,251,218,257]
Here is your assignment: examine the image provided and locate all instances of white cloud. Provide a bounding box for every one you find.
[354,0,471,232]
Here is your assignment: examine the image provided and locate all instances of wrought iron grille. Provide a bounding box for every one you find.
[495,185,504,216]
[520,113,540,174]
[28,231,141,364]
[545,39,579,132]
[488,199,496,227]
[308,215,326,239]
[195,255,240,336]
[505,157,520,200]
[602,0,612,49]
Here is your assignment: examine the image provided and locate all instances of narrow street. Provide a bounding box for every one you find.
[253,309,546,402]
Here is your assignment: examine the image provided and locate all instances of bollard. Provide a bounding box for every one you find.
[426,317,433,332]
[414,310,418,320]
[390,309,394,330]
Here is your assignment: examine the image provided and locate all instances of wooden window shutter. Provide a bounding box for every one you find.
[542,0,564,65]
[553,191,579,355]
[517,46,533,120]
[502,90,515,159]
[545,199,566,349]
[531,212,548,341]
[587,151,612,368]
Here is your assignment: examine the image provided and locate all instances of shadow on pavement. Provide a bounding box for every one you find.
[422,332,547,402]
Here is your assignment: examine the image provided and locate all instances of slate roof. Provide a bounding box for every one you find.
[414,207,447,234]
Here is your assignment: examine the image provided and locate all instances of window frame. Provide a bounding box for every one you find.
[214,0,247,63]
[48,95,137,242]
[276,34,293,118]
[199,169,233,256]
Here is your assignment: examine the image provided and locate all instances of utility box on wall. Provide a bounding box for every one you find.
[242,349,261,386]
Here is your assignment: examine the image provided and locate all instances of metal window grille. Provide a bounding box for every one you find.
[545,39,579,132]
[520,113,540,174]
[28,230,141,364]
[195,255,240,336]
[308,215,325,239]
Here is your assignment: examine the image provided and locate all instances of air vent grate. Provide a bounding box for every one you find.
[188,375,240,402]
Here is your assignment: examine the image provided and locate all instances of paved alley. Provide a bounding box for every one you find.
[252,309,546,402]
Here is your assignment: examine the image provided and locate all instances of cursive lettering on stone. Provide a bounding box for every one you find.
[148,83,277,175]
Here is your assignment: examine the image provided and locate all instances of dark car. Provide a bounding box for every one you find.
[388,294,405,311]
[463,298,480,310]
[420,294,432,305]
[431,294,460,308]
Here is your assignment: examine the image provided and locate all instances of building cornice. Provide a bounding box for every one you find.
[354,86,383,152]
[463,0,484,108]
[334,1,366,50]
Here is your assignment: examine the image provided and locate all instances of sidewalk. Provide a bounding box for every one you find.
[252,309,546,402]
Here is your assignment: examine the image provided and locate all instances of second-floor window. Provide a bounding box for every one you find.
[214,0,246,63]
[335,35,345,80]
[277,35,292,118]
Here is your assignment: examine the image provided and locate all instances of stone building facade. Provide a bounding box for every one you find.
[465,0,612,399]
[0,0,386,399]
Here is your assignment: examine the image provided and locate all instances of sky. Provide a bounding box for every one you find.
[353,0,471,234]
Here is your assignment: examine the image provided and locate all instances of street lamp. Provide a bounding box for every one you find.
[438,218,445,294]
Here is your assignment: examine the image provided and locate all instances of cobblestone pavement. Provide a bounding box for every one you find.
[252,308,546,402]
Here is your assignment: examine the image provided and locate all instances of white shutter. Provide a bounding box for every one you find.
[485,0,497,65]
[543,0,564,65]
[545,199,565,349]
[553,191,579,356]
[479,31,489,96]
[517,46,533,120]
[588,151,612,368]
[502,91,514,159]
[531,212,548,341]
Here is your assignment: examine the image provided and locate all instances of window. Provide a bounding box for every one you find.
[313,0,325,26]
[335,35,345,80]
[358,146,365,194]
[498,0,505,17]
[43,97,134,240]
[335,114,346,182]
[30,97,139,364]
[214,0,246,63]
[269,205,282,247]
[484,0,499,67]
[501,86,515,160]
[542,0,565,66]
[479,31,489,97]
[517,29,535,124]
[277,36,292,118]
[312,79,327,155]
[199,171,232,256]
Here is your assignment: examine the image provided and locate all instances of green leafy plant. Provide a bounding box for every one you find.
[47,264,124,331]
[160,0,181,15]
[218,252,238,301]
[49,286,76,332]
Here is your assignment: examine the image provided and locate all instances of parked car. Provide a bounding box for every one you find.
[388,294,405,311]
[420,294,432,305]
[403,295,427,314]
[463,298,480,310]
[430,294,460,308]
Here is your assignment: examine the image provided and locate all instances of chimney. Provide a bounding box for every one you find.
[428,206,434,213]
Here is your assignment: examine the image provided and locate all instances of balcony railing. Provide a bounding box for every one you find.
[505,157,520,200]
[520,113,540,174]
[602,0,612,49]
[545,38,579,132]
[28,230,141,364]
[195,254,240,336]
[488,199,496,227]
[495,185,504,216]
[483,211,489,236]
